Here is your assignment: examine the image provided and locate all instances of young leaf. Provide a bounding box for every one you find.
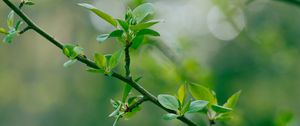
[96,30,124,43]
[0,28,8,34]
[188,83,217,105]
[109,103,122,117]
[78,3,118,27]
[96,34,109,42]
[157,94,179,111]
[24,0,35,5]
[63,59,77,68]
[211,104,232,113]
[63,45,78,59]
[7,11,14,29]
[181,99,191,114]
[109,30,124,38]
[73,46,84,55]
[215,113,232,121]
[136,29,160,36]
[94,53,107,69]
[122,84,132,103]
[86,68,104,73]
[187,100,209,114]
[109,49,124,69]
[163,113,179,120]
[15,21,23,30]
[130,20,160,31]
[177,85,186,106]
[132,3,155,23]
[3,30,17,44]
[131,36,144,49]
[223,90,241,109]
[117,19,129,32]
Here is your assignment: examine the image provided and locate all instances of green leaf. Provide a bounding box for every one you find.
[96,30,124,43]
[7,11,14,29]
[163,113,179,120]
[86,68,104,73]
[136,29,160,36]
[122,85,132,103]
[73,46,84,55]
[158,94,179,111]
[109,102,122,117]
[177,85,186,106]
[0,28,8,34]
[188,83,217,105]
[24,0,35,5]
[94,53,107,69]
[78,3,117,27]
[215,113,232,121]
[130,20,160,31]
[15,21,23,30]
[3,30,17,44]
[123,105,141,120]
[181,99,191,114]
[131,36,144,49]
[110,99,121,110]
[223,90,241,109]
[187,100,209,114]
[109,49,124,69]
[211,104,232,113]
[63,45,78,59]
[96,34,109,42]
[109,30,124,38]
[117,19,129,32]
[132,3,155,23]
[63,59,77,68]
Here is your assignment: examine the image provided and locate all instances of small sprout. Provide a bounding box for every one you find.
[177,84,186,106]
[63,59,77,68]
[7,11,14,29]
[0,28,8,35]
[62,44,84,67]
[3,30,17,44]
[93,49,123,75]
[23,0,35,5]
[116,19,129,32]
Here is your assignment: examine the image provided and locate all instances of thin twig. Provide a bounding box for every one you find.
[125,97,148,112]
[19,26,31,34]
[2,0,197,126]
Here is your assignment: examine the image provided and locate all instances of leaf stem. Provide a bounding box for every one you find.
[19,26,31,34]
[125,97,148,112]
[2,0,197,126]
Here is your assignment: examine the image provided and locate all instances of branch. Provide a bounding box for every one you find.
[125,97,148,112]
[2,0,197,126]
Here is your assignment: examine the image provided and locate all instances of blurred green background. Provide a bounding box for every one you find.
[1,0,300,126]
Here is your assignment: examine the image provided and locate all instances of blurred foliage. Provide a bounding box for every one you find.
[1,0,300,126]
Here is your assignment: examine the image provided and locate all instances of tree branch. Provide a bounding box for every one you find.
[125,97,148,112]
[2,0,197,126]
